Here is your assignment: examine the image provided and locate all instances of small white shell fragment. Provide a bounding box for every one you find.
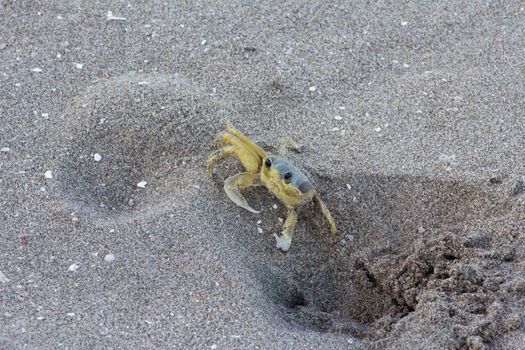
[45,170,53,179]
[278,217,283,223]
[74,63,84,69]
[31,67,42,72]
[308,86,316,92]
[256,220,262,225]
[137,81,149,86]
[257,227,263,234]
[272,204,278,209]
[401,21,408,26]
[331,127,340,132]
[403,63,410,68]
[417,226,426,234]
[346,184,352,190]
[374,127,382,132]
[137,180,148,188]
[93,153,102,162]
[40,187,46,192]
[192,184,200,189]
[334,115,342,120]
[68,263,80,272]
[200,39,207,45]
[104,254,115,263]
[0,271,10,284]
[66,312,76,317]
[106,10,126,21]
[1,147,10,152]
[41,113,49,119]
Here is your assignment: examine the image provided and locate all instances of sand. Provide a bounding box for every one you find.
[1,1,525,349]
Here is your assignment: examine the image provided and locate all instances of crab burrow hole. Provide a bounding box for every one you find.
[247,171,512,340]
[55,74,226,221]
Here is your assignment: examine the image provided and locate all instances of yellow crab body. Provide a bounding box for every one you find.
[208,123,336,251]
[260,156,314,208]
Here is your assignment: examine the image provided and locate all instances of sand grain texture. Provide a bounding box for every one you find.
[1,1,525,349]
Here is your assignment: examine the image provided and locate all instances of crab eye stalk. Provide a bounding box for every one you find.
[283,171,293,183]
[265,158,272,168]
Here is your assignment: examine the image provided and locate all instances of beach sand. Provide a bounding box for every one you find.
[1,1,525,349]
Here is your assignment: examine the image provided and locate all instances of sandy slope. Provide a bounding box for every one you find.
[1,1,525,349]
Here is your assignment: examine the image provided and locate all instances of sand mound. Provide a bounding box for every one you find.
[210,170,524,348]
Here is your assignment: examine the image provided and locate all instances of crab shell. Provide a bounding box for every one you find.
[260,155,314,209]
[208,123,336,251]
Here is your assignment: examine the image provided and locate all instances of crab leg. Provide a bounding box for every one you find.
[274,209,297,251]
[208,141,261,175]
[224,172,261,213]
[277,137,301,155]
[224,123,268,159]
[207,145,235,176]
[314,195,337,234]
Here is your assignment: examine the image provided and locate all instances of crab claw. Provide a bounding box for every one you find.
[224,173,261,214]
[274,233,292,251]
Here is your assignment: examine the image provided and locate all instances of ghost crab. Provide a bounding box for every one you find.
[208,123,337,251]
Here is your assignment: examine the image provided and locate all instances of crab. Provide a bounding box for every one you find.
[207,123,337,251]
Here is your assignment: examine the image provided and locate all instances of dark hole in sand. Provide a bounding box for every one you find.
[286,288,308,308]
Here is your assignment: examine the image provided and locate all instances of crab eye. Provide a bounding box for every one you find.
[283,171,293,182]
[265,158,272,168]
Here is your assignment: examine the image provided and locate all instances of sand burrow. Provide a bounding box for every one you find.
[56,74,226,220]
[244,172,519,344]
